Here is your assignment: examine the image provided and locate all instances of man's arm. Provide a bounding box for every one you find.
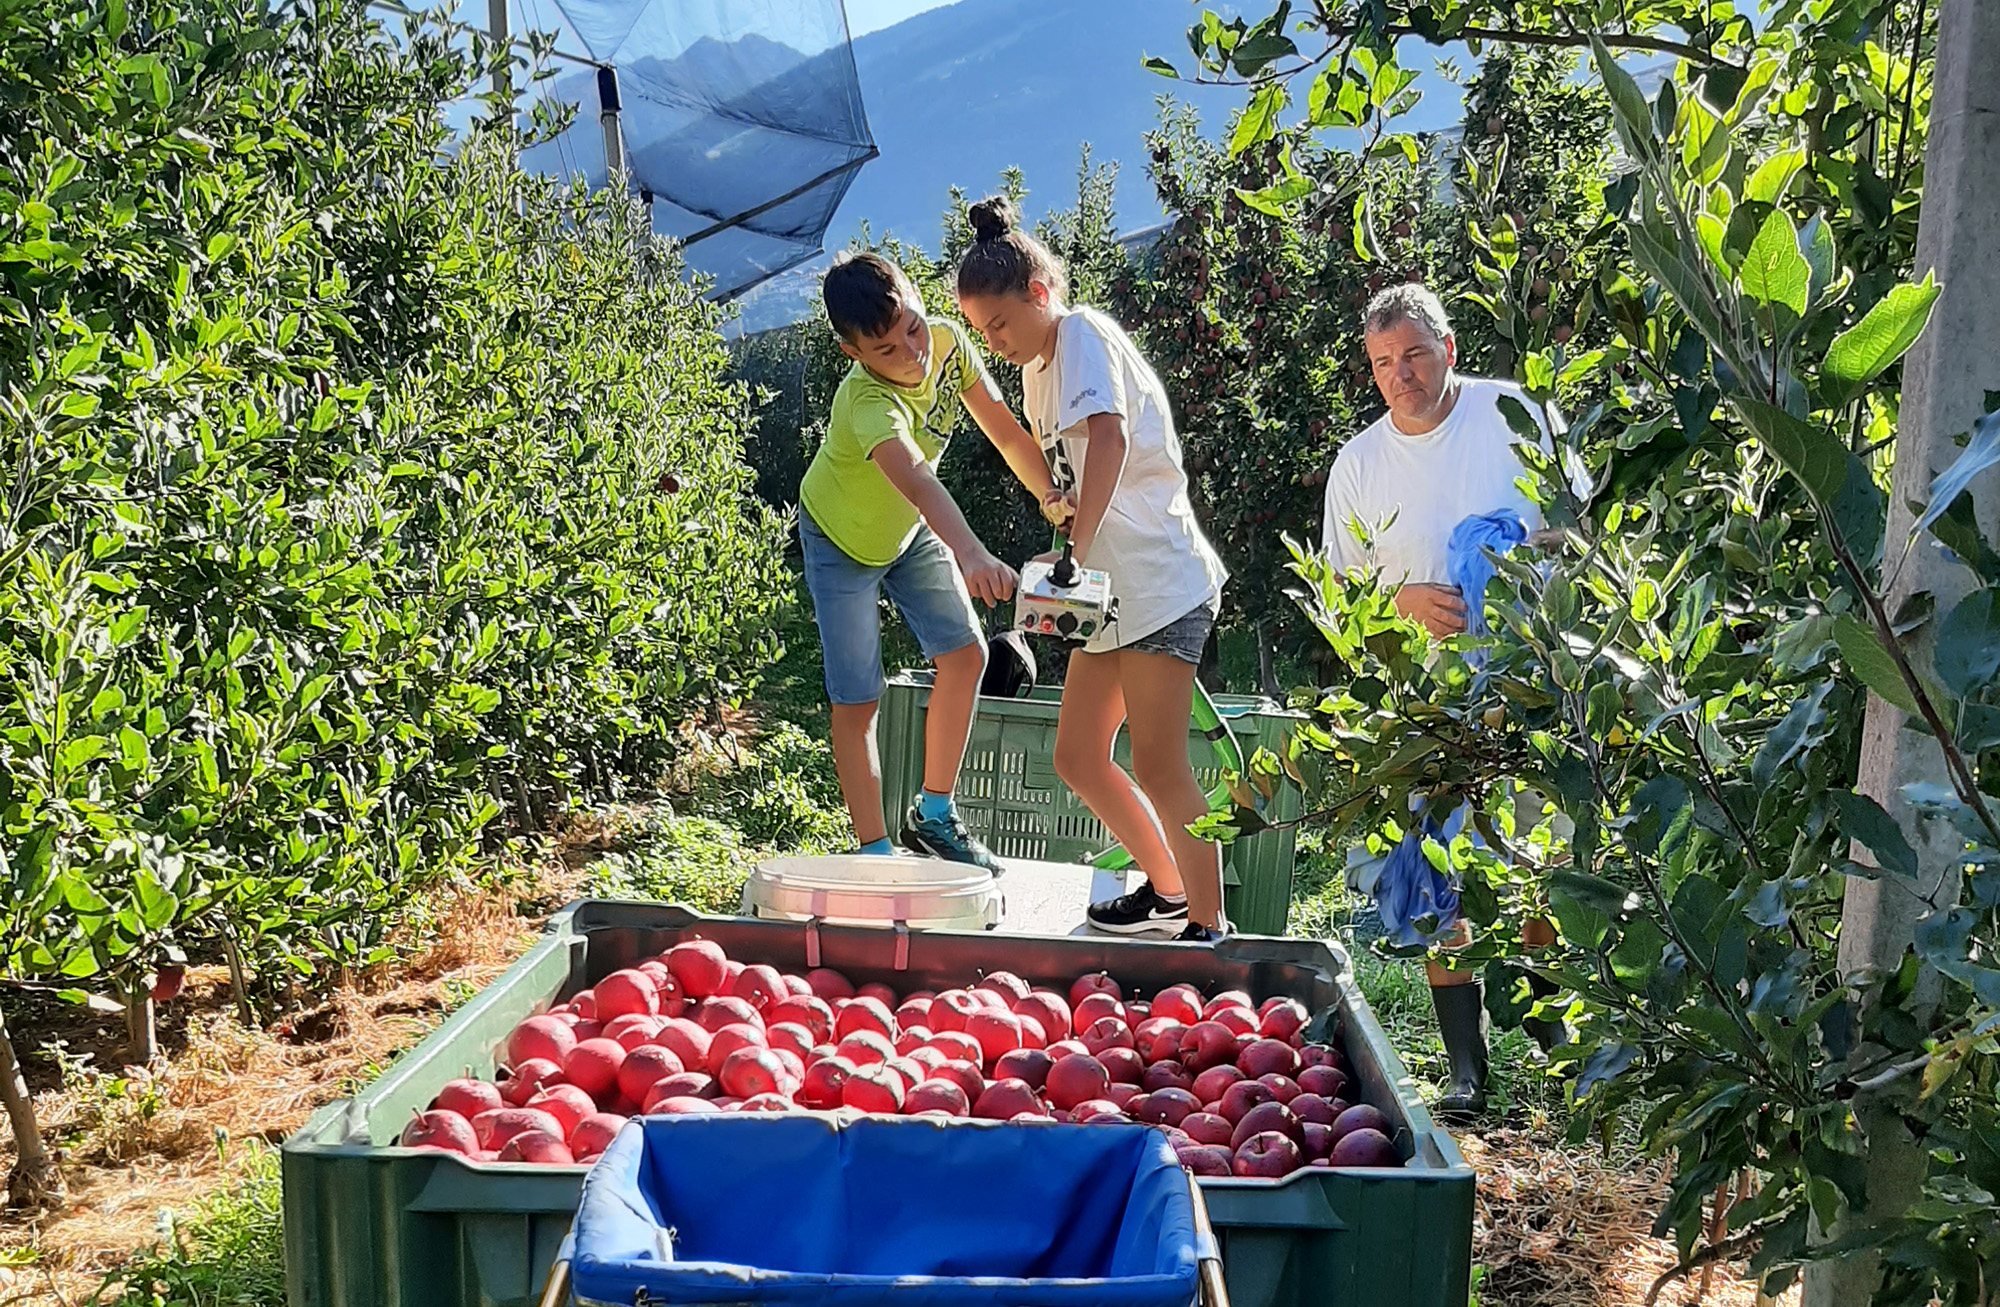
[1068,411,1128,565]
[871,436,1017,606]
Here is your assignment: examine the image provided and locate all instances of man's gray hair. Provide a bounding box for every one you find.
[1363,283,1453,343]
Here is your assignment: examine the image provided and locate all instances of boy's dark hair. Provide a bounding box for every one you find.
[956,195,1069,302]
[823,251,916,342]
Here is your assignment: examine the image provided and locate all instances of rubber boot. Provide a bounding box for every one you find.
[1431,980,1490,1118]
[1521,970,1568,1056]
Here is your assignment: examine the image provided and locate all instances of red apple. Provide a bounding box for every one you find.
[798,1057,856,1109]
[1298,1044,1341,1070]
[1218,1079,1277,1124]
[665,940,729,999]
[1044,1053,1112,1111]
[767,995,834,1043]
[836,1029,895,1067]
[927,1059,985,1105]
[653,972,686,1019]
[969,989,1010,1012]
[1291,1093,1340,1126]
[1081,1016,1136,1058]
[498,1130,574,1165]
[1328,1103,1392,1144]
[856,981,899,1009]
[1176,1143,1234,1176]
[401,1108,478,1154]
[994,1047,1054,1091]
[646,1095,720,1115]
[706,1023,768,1075]
[569,992,598,1022]
[927,990,981,1033]
[1098,1047,1144,1084]
[1179,1022,1238,1073]
[1329,1127,1401,1168]
[1073,992,1128,1033]
[644,1072,715,1107]
[835,996,897,1042]
[805,968,855,1001]
[973,1078,1042,1120]
[1240,1038,1301,1080]
[434,1077,503,1119]
[907,1045,947,1072]
[603,1014,662,1050]
[842,1063,906,1113]
[1211,1007,1259,1037]
[1300,1122,1336,1161]
[904,1079,971,1116]
[1102,1083,1142,1110]
[1258,1074,1301,1103]
[964,1009,1025,1066]
[719,1046,790,1099]
[562,1039,627,1102]
[976,970,1031,1003]
[1182,1111,1234,1146]
[1150,986,1203,1026]
[1259,999,1308,1041]
[1046,1039,1089,1061]
[1203,991,1253,1020]
[569,1113,625,1161]
[780,973,813,997]
[1068,972,1122,1009]
[884,1058,925,1093]
[508,1016,576,1069]
[1142,1060,1195,1094]
[654,1019,712,1073]
[739,1092,793,1113]
[1013,992,1071,1045]
[1015,1013,1048,1050]
[637,959,672,988]
[1233,1130,1302,1178]
[1297,1065,1348,1099]
[731,964,787,1010]
[896,998,935,1030]
[1071,1099,1126,1123]
[1230,1100,1302,1150]
[500,1058,564,1107]
[766,1022,814,1062]
[1132,1087,1201,1127]
[1192,1064,1245,1105]
[526,1084,596,1137]
[695,996,764,1034]
[474,1106,565,1151]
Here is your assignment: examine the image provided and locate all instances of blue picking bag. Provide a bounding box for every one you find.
[567,1114,1201,1307]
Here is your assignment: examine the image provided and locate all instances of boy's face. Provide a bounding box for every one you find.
[960,283,1053,368]
[839,295,931,387]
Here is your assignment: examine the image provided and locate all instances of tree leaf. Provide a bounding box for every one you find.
[1591,37,1657,163]
[1934,589,2000,698]
[1734,399,1848,504]
[1744,147,1805,203]
[1915,409,2000,538]
[1832,790,1919,879]
[1833,613,1919,716]
[1824,275,1939,386]
[1230,82,1284,155]
[1142,55,1180,78]
[1738,209,1810,316]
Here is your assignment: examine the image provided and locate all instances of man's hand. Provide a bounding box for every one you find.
[1395,583,1468,637]
[961,549,1018,607]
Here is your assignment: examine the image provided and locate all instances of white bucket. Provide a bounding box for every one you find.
[740,854,1004,931]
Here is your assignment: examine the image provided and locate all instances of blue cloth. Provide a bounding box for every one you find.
[1446,510,1528,660]
[1374,802,1476,948]
[568,1115,1201,1307]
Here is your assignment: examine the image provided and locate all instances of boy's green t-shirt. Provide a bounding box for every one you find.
[799,317,986,567]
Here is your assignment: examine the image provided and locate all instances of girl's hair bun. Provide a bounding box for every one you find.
[967,195,1020,244]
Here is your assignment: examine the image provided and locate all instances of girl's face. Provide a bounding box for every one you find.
[960,281,1060,369]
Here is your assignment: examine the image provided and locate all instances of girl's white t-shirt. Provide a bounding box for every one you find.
[1022,306,1228,654]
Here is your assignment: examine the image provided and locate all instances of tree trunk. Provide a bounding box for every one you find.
[0,1002,58,1209]
[126,979,158,1066]
[1255,619,1281,699]
[1805,2,2000,1302]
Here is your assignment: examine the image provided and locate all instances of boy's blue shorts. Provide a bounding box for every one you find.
[799,508,983,706]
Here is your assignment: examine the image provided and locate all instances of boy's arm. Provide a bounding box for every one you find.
[962,378,1058,503]
[1067,411,1129,566]
[871,436,1018,607]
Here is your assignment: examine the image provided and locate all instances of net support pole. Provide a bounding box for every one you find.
[486,0,510,108]
[597,66,626,183]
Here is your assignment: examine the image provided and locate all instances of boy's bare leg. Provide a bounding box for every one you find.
[830,700,889,846]
[1120,650,1223,929]
[920,640,985,797]
[1053,651,1185,896]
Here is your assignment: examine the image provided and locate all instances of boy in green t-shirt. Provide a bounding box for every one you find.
[799,252,1063,868]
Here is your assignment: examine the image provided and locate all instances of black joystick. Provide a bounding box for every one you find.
[1049,538,1080,589]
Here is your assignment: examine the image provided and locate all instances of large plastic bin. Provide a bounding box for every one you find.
[876,672,1305,935]
[282,901,1472,1307]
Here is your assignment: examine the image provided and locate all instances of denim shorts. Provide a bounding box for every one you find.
[1120,602,1216,666]
[799,508,982,705]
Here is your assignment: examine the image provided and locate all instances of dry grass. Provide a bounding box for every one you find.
[1464,1127,1795,1307]
[0,844,587,1307]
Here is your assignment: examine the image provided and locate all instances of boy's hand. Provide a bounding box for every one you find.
[1040,489,1076,526]
[961,549,1018,607]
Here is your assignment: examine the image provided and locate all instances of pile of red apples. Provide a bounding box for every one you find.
[398,939,1404,1177]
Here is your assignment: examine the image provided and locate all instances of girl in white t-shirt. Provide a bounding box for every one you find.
[956,196,1231,942]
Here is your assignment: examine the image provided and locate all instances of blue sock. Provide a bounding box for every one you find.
[915,789,954,822]
[858,837,895,856]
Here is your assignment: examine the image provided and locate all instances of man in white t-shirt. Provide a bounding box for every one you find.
[1321,283,1567,1115]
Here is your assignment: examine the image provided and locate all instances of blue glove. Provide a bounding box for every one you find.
[1446,510,1528,661]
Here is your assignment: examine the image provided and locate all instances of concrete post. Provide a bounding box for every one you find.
[1804,1,2000,1302]
[597,66,626,184]
[487,0,511,110]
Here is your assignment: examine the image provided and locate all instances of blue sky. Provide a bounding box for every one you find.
[844,0,954,36]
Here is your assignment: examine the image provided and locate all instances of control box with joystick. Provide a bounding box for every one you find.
[1015,539,1115,641]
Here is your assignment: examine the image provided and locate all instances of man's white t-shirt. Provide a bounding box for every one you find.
[1320,376,1557,585]
[1023,306,1227,654]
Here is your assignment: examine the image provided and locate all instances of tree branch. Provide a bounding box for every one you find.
[1644,1227,1770,1307]
[1195,21,1742,86]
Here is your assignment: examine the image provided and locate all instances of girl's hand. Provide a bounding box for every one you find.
[1040,488,1076,526]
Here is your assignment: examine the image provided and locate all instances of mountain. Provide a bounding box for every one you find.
[730,0,1473,332]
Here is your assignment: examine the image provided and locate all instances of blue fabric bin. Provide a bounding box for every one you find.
[567,1114,1202,1306]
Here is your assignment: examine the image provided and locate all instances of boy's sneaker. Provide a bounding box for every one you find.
[1085,884,1189,936]
[1173,921,1229,945]
[901,806,1003,874]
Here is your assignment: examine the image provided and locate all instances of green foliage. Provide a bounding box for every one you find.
[1191,1,1995,1300]
[0,0,789,1007]
[580,813,760,916]
[102,1147,286,1306]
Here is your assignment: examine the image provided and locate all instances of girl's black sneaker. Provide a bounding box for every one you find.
[1084,884,1188,936]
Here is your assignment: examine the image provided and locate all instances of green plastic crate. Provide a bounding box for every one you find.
[282,901,1473,1307]
[877,671,1305,935]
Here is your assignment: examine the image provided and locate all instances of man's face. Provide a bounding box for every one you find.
[1366,318,1457,431]
[840,295,931,387]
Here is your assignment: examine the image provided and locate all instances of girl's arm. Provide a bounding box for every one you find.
[962,379,1058,502]
[1068,411,1129,565]
[871,436,1018,606]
